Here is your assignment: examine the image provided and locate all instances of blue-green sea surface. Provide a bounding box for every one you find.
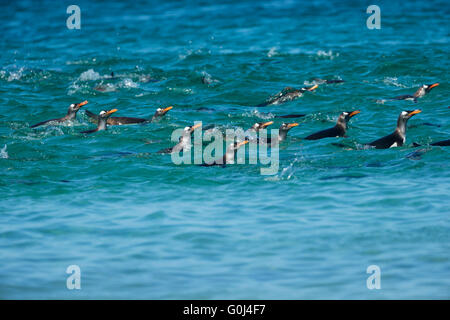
[0,0,449,299]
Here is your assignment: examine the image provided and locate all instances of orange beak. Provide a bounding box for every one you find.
[237,140,249,148]
[408,109,422,117]
[428,83,439,90]
[105,109,118,116]
[78,100,88,107]
[261,121,274,129]
[191,123,202,131]
[307,84,319,91]
[287,123,299,128]
[349,110,361,117]
[162,106,173,113]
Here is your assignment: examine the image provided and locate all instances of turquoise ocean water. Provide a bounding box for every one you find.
[0,0,449,299]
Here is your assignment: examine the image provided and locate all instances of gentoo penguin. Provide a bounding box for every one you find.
[258,123,299,145]
[390,83,439,102]
[257,84,318,107]
[368,110,421,149]
[305,110,360,140]
[31,101,88,128]
[157,124,202,154]
[80,109,117,134]
[85,106,173,125]
[200,140,249,167]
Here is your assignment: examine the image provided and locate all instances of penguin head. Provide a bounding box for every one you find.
[279,122,299,132]
[154,106,173,117]
[401,109,422,119]
[68,100,88,114]
[230,139,249,151]
[99,109,117,118]
[251,121,273,132]
[184,123,202,134]
[424,83,439,92]
[338,110,360,124]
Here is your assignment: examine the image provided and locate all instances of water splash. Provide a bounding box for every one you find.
[79,69,101,81]
[1,145,8,159]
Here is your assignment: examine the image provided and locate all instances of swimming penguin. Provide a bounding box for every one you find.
[85,106,172,125]
[305,110,360,140]
[157,124,202,154]
[200,140,249,167]
[31,101,88,128]
[390,83,439,102]
[258,123,299,145]
[80,109,117,134]
[257,84,318,107]
[368,110,421,149]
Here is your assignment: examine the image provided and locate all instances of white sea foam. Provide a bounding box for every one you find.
[120,78,139,88]
[4,67,25,82]
[1,144,9,159]
[316,50,339,59]
[383,77,407,88]
[267,47,279,57]
[79,69,101,81]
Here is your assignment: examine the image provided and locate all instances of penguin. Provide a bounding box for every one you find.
[80,109,117,134]
[257,84,318,107]
[157,124,202,154]
[200,140,249,167]
[305,110,360,140]
[85,106,172,125]
[390,83,439,102]
[31,101,88,128]
[258,123,299,145]
[368,110,421,149]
